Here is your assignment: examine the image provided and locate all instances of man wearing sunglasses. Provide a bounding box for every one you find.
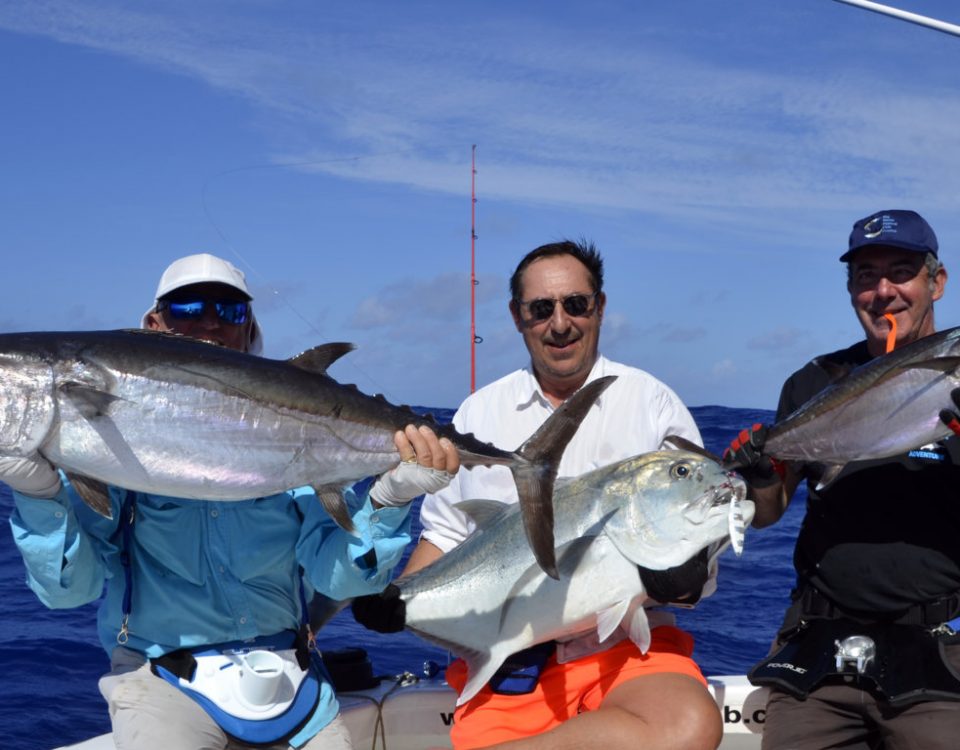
[353,240,721,750]
[4,253,459,750]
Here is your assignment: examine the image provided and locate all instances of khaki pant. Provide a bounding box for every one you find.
[99,647,353,750]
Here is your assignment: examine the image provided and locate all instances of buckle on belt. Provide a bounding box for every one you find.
[833,635,876,675]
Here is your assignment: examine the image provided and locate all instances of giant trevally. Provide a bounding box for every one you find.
[393,447,753,705]
[759,325,960,486]
[0,330,615,577]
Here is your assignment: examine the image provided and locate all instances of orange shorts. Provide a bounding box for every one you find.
[445,626,706,749]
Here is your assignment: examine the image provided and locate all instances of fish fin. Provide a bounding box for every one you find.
[287,343,356,375]
[512,375,618,580]
[814,463,846,491]
[597,600,630,643]
[307,592,350,632]
[625,600,652,653]
[899,356,960,376]
[812,357,854,384]
[312,485,356,533]
[457,643,525,706]
[65,473,113,519]
[60,382,122,419]
[454,499,511,529]
[405,628,500,706]
[662,435,720,462]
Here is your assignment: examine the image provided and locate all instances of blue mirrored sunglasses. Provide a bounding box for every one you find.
[157,298,250,325]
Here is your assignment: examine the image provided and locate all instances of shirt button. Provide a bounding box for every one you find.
[219,565,225,573]
[239,617,247,624]
[54,511,64,519]
[370,513,380,523]
[210,509,219,518]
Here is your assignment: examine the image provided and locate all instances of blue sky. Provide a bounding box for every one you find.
[2,0,960,411]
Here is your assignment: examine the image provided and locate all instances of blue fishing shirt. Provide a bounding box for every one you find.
[9,478,412,744]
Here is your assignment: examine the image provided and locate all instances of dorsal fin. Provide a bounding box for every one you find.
[663,435,721,463]
[812,356,853,384]
[287,343,356,375]
[454,499,511,530]
[900,356,960,376]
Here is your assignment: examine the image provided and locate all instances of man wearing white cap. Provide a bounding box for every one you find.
[4,253,459,749]
[141,252,264,354]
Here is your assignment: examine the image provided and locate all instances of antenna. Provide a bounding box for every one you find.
[470,144,481,393]
[831,0,960,37]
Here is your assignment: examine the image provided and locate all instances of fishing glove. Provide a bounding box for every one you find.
[940,388,960,437]
[351,583,406,633]
[0,453,62,498]
[370,462,455,507]
[722,423,782,489]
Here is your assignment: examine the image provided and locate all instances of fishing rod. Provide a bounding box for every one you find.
[831,0,960,37]
[470,144,481,394]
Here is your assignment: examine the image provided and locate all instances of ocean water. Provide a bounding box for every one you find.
[0,404,806,750]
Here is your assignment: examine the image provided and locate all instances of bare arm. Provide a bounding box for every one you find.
[750,463,802,529]
[400,537,444,577]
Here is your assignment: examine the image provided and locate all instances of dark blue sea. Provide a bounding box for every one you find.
[0,405,805,750]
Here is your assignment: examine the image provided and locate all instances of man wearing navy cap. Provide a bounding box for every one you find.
[726,210,960,748]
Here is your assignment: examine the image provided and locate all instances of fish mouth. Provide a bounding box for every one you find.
[724,477,751,557]
[685,474,751,557]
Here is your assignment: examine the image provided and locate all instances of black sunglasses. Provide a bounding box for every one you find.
[157,298,250,325]
[516,292,599,322]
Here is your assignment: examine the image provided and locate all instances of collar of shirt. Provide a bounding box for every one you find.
[515,355,610,412]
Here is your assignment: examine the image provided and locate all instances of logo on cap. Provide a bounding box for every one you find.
[863,214,898,240]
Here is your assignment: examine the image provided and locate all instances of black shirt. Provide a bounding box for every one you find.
[778,340,960,614]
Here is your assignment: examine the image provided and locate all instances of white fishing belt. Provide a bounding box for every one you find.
[178,647,309,720]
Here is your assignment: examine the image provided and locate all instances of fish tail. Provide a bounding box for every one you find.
[511,375,617,579]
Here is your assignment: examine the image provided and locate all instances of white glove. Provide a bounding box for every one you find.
[370,461,455,507]
[0,453,62,498]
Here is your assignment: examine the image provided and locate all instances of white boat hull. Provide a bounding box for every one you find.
[55,675,767,749]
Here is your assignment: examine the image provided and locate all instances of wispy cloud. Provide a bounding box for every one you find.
[747,327,807,351]
[5,0,959,234]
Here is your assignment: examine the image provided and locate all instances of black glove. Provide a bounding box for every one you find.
[351,583,406,633]
[940,388,960,438]
[722,423,782,489]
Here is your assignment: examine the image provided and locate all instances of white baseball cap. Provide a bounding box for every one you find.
[140,253,264,355]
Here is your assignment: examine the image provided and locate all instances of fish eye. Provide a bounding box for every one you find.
[670,462,692,479]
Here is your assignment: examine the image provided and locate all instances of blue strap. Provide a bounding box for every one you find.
[117,492,136,644]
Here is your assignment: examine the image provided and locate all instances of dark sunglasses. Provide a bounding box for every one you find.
[517,292,599,322]
[157,298,250,325]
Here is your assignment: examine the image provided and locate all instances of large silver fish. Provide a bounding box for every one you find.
[0,330,615,576]
[395,447,752,705]
[762,326,960,486]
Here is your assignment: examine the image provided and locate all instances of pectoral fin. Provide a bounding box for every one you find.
[596,600,630,643]
[625,599,652,654]
[60,381,122,419]
[65,473,113,519]
[313,485,356,533]
[814,463,845,491]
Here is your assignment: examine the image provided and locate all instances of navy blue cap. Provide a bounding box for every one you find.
[841,209,938,262]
